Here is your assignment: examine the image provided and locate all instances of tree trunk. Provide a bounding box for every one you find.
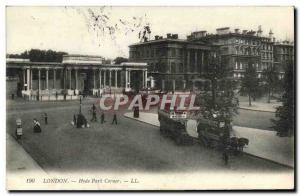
[248,91,251,106]
[268,88,271,103]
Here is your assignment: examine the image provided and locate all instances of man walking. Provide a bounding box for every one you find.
[111,113,118,125]
[91,104,97,122]
[44,113,48,125]
[101,113,105,124]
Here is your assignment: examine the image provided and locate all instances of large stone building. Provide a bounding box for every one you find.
[129,26,294,91]
[129,33,213,91]
[6,55,147,100]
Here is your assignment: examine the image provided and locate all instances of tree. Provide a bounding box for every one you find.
[8,49,68,62]
[240,62,260,106]
[198,51,239,127]
[262,65,279,103]
[272,60,295,137]
[114,57,128,64]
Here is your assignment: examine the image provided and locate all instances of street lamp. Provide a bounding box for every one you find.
[79,95,82,114]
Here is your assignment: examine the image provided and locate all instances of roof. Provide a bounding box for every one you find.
[129,38,207,47]
[63,54,104,58]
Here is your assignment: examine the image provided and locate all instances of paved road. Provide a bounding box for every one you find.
[7,100,291,173]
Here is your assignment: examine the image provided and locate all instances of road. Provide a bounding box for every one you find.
[7,99,291,173]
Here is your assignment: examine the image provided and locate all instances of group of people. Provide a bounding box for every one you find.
[32,113,48,133]
[90,104,118,124]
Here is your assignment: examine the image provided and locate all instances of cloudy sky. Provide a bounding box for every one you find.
[6,6,294,59]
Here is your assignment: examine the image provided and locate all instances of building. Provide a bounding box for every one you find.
[129,33,213,91]
[273,40,295,79]
[6,55,148,100]
[129,26,294,89]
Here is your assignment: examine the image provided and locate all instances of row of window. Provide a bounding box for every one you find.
[261,44,273,51]
[234,62,261,70]
[220,38,260,45]
[130,47,185,59]
[261,52,273,60]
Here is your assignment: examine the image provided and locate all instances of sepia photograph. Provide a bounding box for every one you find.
[5,6,295,190]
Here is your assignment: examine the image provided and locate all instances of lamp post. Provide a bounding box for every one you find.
[79,95,82,114]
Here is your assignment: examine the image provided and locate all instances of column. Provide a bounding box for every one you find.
[183,80,186,89]
[128,70,131,88]
[109,70,112,87]
[99,69,102,88]
[103,70,106,87]
[93,69,96,89]
[69,69,72,89]
[145,70,148,88]
[46,69,49,90]
[142,70,145,88]
[115,70,118,88]
[125,70,128,88]
[26,68,30,91]
[194,51,198,73]
[38,69,41,91]
[172,80,176,91]
[201,51,204,71]
[162,79,165,91]
[23,69,26,90]
[63,69,66,89]
[53,69,56,89]
[30,68,32,90]
[187,50,190,72]
[75,69,78,89]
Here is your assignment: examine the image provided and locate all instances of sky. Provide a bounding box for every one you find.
[6,6,294,59]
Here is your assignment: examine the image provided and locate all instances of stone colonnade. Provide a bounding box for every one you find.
[22,66,148,93]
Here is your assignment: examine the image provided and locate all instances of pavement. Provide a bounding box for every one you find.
[6,134,46,174]
[239,101,281,112]
[238,96,282,112]
[124,112,294,167]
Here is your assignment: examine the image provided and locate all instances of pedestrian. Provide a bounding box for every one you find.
[91,110,97,122]
[73,114,77,125]
[111,113,118,125]
[44,113,48,125]
[91,104,97,122]
[55,91,58,100]
[33,119,42,133]
[92,104,96,112]
[101,113,105,124]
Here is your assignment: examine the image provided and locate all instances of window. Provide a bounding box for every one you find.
[171,62,176,73]
[171,48,176,57]
[235,61,238,69]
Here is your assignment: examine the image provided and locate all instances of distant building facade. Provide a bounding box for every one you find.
[273,40,294,78]
[6,55,147,100]
[129,33,213,91]
[130,26,294,90]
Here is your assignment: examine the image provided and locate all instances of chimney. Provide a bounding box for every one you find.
[167,33,172,38]
[234,28,240,34]
[257,25,263,37]
[172,34,178,39]
[155,35,159,40]
[269,29,274,39]
[242,30,248,34]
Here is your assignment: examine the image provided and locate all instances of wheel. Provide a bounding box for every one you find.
[175,136,182,145]
[160,127,167,137]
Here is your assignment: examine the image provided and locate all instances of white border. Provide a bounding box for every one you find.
[1,0,299,195]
